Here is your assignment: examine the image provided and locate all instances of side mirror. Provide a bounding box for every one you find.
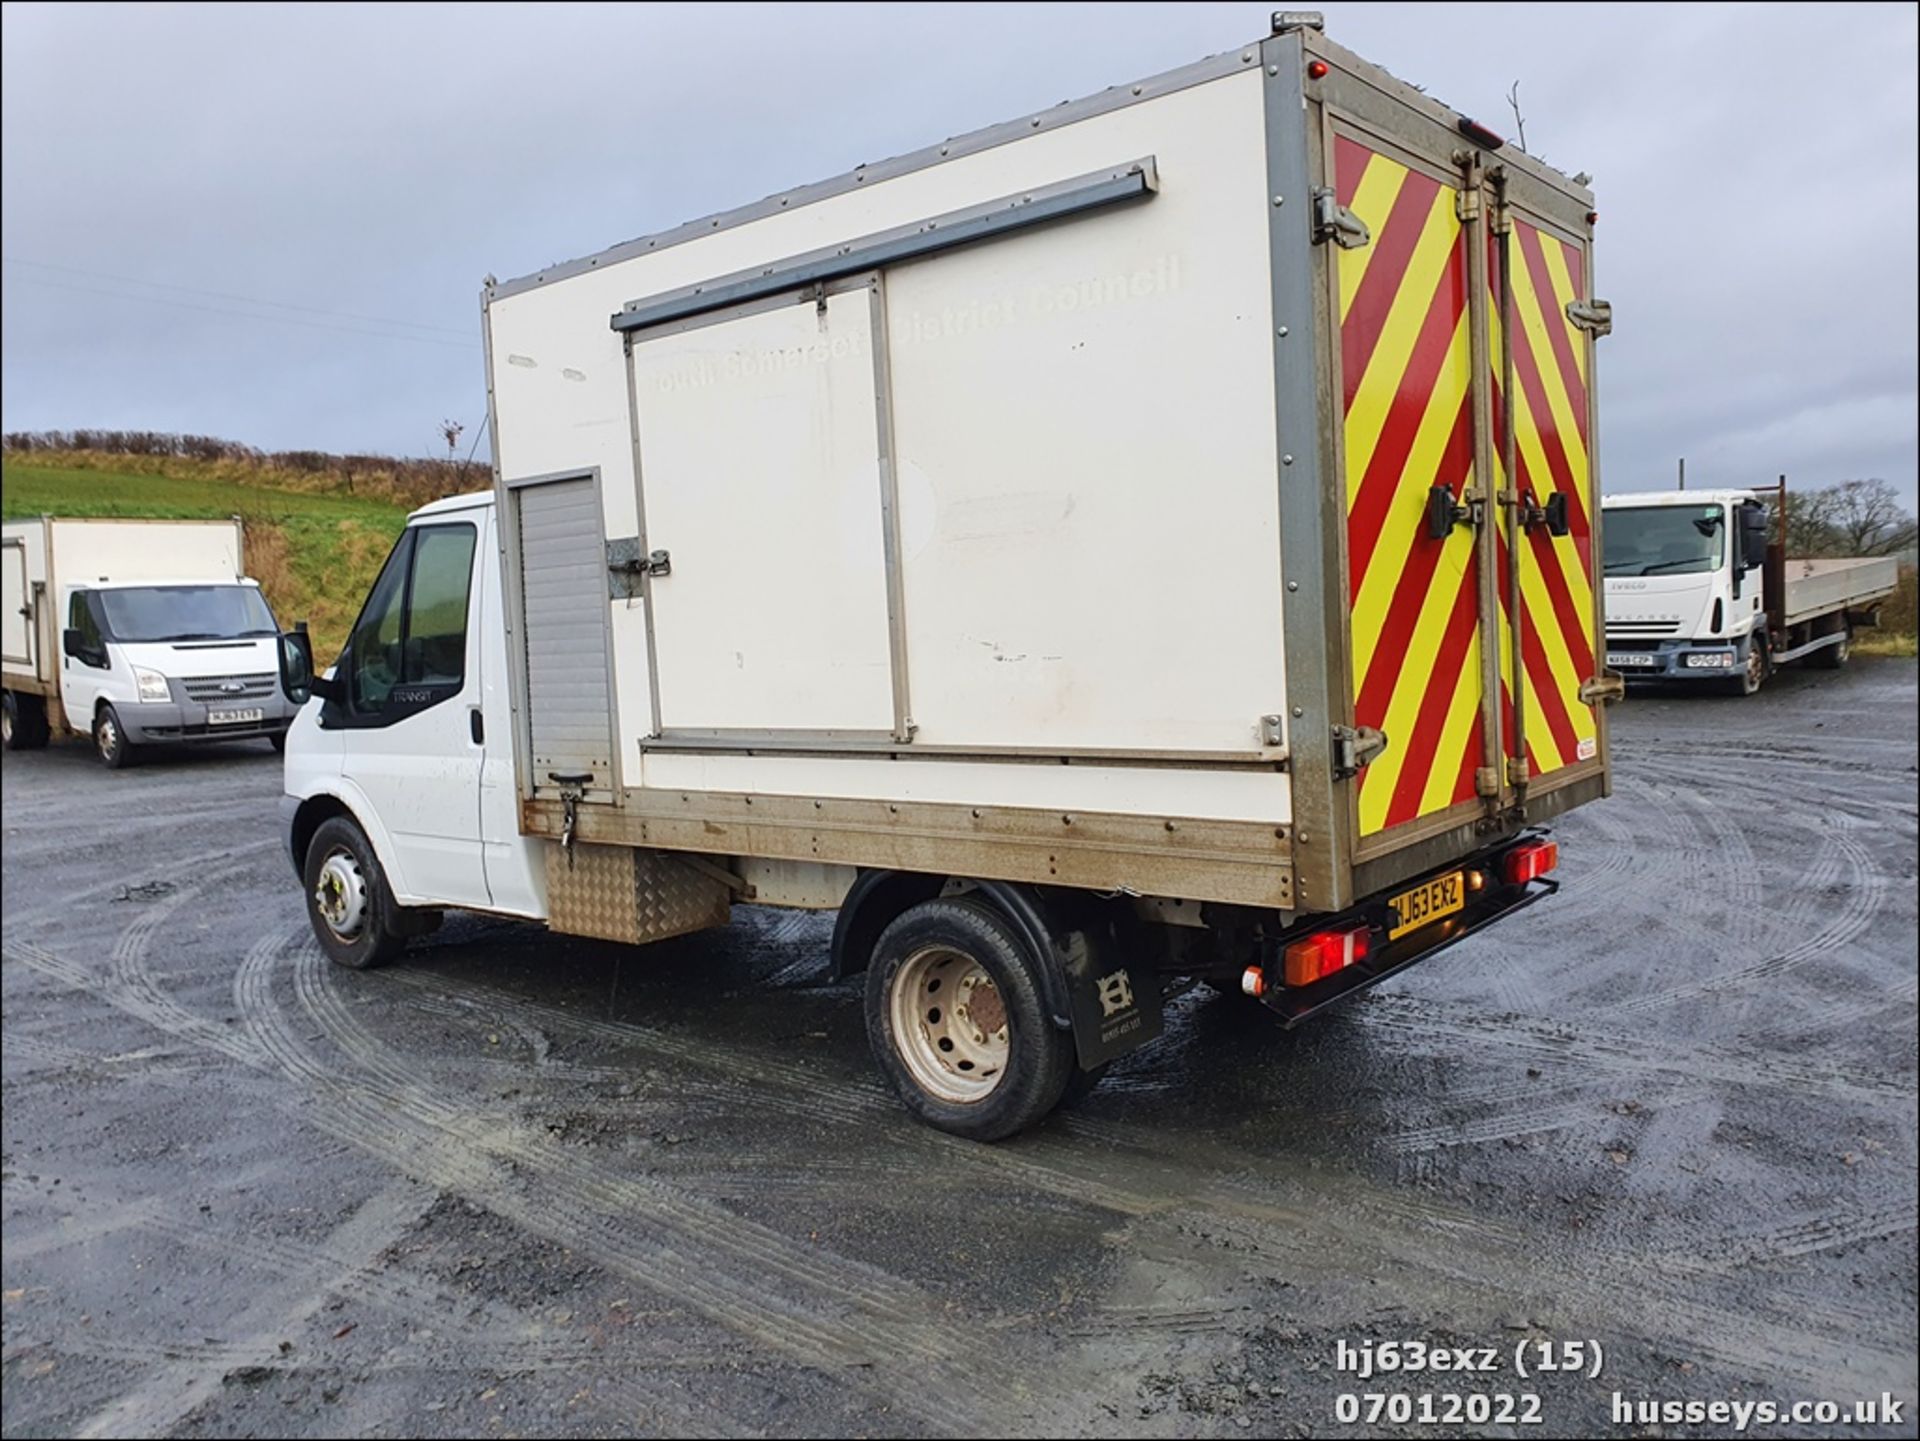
[63,628,104,667]
[278,628,316,705]
[1739,507,1770,569]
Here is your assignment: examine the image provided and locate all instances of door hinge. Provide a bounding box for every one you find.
[606,537,670,598]
[1566,298,1612,336]
[1455,186,1482,224]
[1331,724,1388,779]
[1260,713,1286,747]
[1312,187,1371,249]
[1579,672,1627,707]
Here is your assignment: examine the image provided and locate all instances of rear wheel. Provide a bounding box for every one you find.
[303,816,406,969]
[95,704,137,768]
[3,692,49,750]
[864,897,1075,1141]
[1809,621,1851,670]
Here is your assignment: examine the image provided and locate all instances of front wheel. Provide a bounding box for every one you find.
[95,704,137,768]
[864,898,1075,1142]
[302,816,406,969]
[1728,636,1768,696]
[269,730,287,754]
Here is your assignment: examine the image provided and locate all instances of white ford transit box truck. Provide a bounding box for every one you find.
[3,516,296,765]
[275,14,1617,1138]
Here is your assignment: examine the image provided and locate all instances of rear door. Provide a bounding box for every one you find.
[1311,51,1609,880]
[1491,205,1604,801]
[1328,126,1499,852]
[2,538,30,673]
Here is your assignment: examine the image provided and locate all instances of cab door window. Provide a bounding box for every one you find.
[67,590,107,666]
[342,523,476,724]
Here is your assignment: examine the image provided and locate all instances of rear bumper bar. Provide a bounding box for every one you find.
[1260,842,1558,1028]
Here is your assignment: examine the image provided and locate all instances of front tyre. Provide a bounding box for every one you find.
[95,704,137,768]
[1728,635,1768,696]
[864,898,1075,1141]
[269,730,288,754]
[303,816,406,969]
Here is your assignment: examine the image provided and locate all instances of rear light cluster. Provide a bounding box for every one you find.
[1240,840,1558,998]
[1502,839,1559,885]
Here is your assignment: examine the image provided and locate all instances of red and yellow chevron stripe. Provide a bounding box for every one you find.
[1491,217,1599,784]
[1335,135,1485,838]
[1337,134,1601,840]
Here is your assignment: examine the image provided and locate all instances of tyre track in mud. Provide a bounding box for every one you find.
[343,945,1917,1396]
[1609,821,1887,1017]
[1363,993,1915,1103]
[5,934,795,1440]
[243,926,1095,1435]
[14,920,1909,1412]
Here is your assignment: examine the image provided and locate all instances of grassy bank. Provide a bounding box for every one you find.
[1,460,410,657]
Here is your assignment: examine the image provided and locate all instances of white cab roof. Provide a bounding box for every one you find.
[409,490,494,522]
[1603,489,1757,509]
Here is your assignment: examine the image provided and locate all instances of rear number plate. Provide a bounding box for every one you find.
[207,707,264,727]
[1388,870,1464,941]
[1606,652,1655,668]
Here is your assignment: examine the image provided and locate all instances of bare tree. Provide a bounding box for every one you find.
[1781,486,1838,557]
[1506,80,1528,155]
[1823,478,1916,556]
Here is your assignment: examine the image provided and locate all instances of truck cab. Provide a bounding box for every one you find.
[1601,487,1896,695]
[1601,489,1772,690]
[57,577,297,765]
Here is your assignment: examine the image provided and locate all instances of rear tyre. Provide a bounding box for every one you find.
[95,704,137,768]
[1809,622,1851,670]
[864,897,1075,1141]
[303,815,406,970]
[3,692,49,750]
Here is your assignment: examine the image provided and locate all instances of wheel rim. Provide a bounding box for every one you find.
[888,945,1011,1104]
[1745,643,1764,692]
[1,705,12,745]
[314,846,369,939]
[97,712,118,757]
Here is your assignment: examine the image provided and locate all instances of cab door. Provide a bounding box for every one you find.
[334,518,490,908]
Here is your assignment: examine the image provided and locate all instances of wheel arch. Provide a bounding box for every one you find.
[287,781,414,902]
[831,870,1145,1039]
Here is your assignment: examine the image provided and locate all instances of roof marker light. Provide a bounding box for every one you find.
[1307,60,1329,80]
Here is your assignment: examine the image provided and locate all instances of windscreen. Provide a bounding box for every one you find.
[95,585,277,642]
[1602,505,1726,577]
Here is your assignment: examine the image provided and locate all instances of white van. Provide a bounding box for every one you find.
[2,517,296,765]
[272,17,1612,1140]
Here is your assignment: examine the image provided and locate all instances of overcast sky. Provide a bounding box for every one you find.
[3,2,1915,505]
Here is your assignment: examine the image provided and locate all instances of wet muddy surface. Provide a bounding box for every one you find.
[4,659,1915,1437]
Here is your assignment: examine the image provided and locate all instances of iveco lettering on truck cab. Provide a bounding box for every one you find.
[3,516,295,764]
[275,14,1617,1138]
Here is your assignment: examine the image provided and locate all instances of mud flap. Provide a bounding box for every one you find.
[1056,924,1164,1070]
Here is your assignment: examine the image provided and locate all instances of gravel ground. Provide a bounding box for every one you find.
[3,658,1915,1439]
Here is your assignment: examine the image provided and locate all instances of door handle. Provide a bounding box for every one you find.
[468,707,484,744]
